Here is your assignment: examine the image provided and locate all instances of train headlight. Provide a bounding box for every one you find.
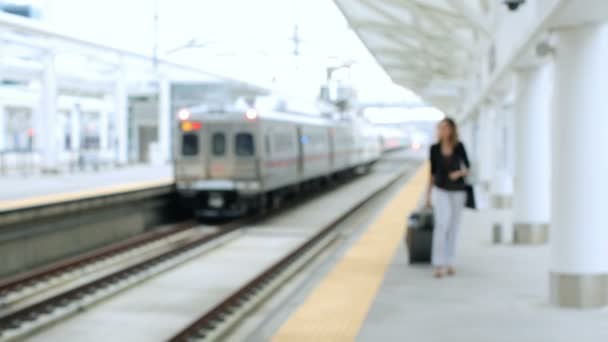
[208,193,224,208]
[178,108,191,121]
[245,109,258,120]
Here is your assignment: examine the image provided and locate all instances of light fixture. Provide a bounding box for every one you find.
[178,108,191,121]
[245,109,258,120]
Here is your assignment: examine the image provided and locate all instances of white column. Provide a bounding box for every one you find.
[0,104,5,151]
[157,77,171,164]
[0,105,6,175]
[490,105,514,209]
[512,63,552,244]
[114,63,128,165]
[70,104,81,152]
[99,108,109,151]
[471,115,481,179]
[550,22,608,307]
[69,104,81,171]
[37,52,59,171]
[478,106,496,188]
[488,105,515,244]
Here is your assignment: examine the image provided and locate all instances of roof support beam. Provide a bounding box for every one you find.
[447,0,492,37]
[381,0,465,24]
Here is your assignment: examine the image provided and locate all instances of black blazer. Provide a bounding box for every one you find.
[430,142,470,191]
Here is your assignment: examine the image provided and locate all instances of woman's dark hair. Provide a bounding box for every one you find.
[438,117,459,145]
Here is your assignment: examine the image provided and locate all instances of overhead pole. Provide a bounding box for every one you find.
[153,0,171,165]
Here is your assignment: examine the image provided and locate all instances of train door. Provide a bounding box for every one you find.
[207,124,232,179]
[233,125,259,179]
[175,120,206,180]
[296,126,304,176]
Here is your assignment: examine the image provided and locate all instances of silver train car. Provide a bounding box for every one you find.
[174,103,382,217]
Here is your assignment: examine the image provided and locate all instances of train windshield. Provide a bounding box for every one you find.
[235,133,254,156]
[212,133,226,156]
[182,133,199,156]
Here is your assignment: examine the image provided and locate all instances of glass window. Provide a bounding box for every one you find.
[235,133,255,156]
[212,132,226,156]
[181,133,199,156]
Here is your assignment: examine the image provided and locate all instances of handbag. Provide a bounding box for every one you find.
[460,156,476,210]
[464,184,476,209]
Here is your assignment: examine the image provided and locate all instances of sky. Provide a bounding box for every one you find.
[19,0,436,122]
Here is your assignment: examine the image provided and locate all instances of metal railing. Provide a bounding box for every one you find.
[0,149,117,176]
[0,149,39,176]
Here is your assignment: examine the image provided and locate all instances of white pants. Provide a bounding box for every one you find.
[431,187,466,267]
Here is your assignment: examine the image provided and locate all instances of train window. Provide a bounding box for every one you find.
[182,133,199,156]
[235,133,255,156]
[212,133,226,156]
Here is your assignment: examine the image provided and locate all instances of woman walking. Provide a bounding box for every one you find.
[426,118,470,278]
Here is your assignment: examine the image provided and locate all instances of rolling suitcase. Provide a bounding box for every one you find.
[405,208,434,263]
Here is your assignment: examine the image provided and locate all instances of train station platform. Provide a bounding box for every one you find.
[273,165,608,342]
[0,164,173,212]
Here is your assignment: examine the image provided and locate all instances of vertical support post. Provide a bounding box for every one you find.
[70,104,81,152]
[37,51,59,172]
[489,104,514,244]
[478,106,496,191]
[114,60,128,165]
[490,105,514,210]
[0,104,5,152]
[99,107,109,151]
[512,63,552,244]
[550,22,608,308]
[0,104,5,175]
[158,77,171,164]
[69,103,81,170]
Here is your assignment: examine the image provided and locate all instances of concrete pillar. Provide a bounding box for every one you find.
[114,63,128,165]
[0,104,5,151]
[70,104,81,152]
[99,108,109,151]
[490,105,514,210]
[470,115,481,180]
[487,104,514,244]
[37,52,59,171]
[512,63,552,244]
[0,105,5,175]
[158,77,171,163]
[478,106,496,190]
[550,22,608,308]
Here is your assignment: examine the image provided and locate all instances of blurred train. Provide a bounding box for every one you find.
[377,125,411,151]
[174,99,383,217]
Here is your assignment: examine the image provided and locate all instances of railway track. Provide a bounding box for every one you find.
[0,218,243,340]
[0,220,196,299]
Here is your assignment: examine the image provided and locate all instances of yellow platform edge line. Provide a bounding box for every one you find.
[0,178,174,212]
[273,163,428,342]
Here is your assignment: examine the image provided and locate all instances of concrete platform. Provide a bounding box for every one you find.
[0,164,173,211]
[271,166,608,342]
[357,209,608,342]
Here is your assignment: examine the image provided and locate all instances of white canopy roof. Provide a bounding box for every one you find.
[334,0,490,113]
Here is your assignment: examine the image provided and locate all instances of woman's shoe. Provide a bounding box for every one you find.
[434,268,444,278]
[447,267,455,276]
